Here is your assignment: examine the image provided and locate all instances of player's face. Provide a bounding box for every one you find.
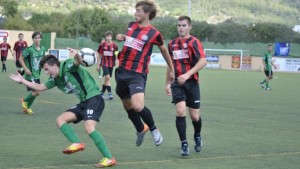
[134,6,149,23]
[19,35,24,41]
[43,63,59,78]
[106,35,112,42]
[32,35,42,46]
[177,20,191,38]
[268,46,272,52]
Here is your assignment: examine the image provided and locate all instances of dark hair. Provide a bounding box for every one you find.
[105,31,113,37]
[39,54,59,68]
[178,15,192,25]
[32,31,42,39]
[268,44,272,47]
[136,0,157,20]
[18,33,24,36]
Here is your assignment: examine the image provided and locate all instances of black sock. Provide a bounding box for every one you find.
[126,109,144,132]
[101,85,107,93]
[192,117,202,137]
[176,116,187,141]
[3,64,6,70]
[107,86,111,93]
[139,106,156,131]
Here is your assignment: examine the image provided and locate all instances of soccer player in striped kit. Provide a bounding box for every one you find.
[97,31,118,100]
[166,15,207,156]
[0,37,12,72]
[115,0,174,147]
[13,33,28,75]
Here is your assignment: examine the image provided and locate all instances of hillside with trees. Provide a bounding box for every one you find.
[14,0,300,26]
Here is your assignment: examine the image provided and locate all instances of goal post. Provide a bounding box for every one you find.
[204,49,250,70]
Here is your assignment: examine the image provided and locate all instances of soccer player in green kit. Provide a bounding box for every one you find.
[260,44,277,90]
[19,32,46,114]
[9,48,116,168]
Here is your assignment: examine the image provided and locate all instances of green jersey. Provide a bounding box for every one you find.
[22,45,46,80]
[44,59,100,101]
[262,51,272,71]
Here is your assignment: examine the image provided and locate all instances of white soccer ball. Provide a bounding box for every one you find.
[78,48,97,67]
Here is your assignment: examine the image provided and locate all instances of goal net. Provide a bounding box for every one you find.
[204,49,251,70]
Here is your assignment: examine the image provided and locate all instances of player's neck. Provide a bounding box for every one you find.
[179,34,191,39]
[138,19,150,27]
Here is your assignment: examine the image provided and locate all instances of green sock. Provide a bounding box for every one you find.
[261,79,266,84]
[60,123,81,143]
[24,93,36,108]
[27,95,36,108]
[266,82,269,88]
[89,130,112,158]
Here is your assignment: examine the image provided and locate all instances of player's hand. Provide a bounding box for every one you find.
[96,65,101,71]
[9,71,24,84]
[116,34,126,41]
[165,83,172,96]
[67,47,78,57]
[177,73,190,85]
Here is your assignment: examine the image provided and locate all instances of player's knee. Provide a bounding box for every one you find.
[133,105,144,113]
[84,126,95,134]
[56,116,66,128]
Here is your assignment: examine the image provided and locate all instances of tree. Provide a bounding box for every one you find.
[0,0,18,18]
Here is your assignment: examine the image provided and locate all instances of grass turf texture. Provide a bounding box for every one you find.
[1,61,300,169]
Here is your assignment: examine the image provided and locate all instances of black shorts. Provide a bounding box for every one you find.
[115,67,147,99]
[102,66,114,77]
[16,60,22,68]
[66,94,105,124]
[1,56,7,61]
[264,70,273,77]
[171,79,201,109]
[27,79,40,91]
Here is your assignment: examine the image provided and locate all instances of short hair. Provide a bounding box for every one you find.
[268,44,272,47]
[32,31,42,39]
[178,15,192,25]
[39,54,60,68]
[105,31,113,37]
[18,33,24,36]
[136,0,157,20]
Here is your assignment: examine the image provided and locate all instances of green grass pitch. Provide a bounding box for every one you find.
[1,61,300,169]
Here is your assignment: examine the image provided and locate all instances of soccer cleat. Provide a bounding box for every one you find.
[150,128,163,146]
[194,135,203,152]
[259,81,264,88]
[20,99,33,114]
[181,141,190,156]
[62,143,85,154]
[95,157,116,168]
[108,93,113,100]
[24,108,34,115]
[136,124,149,147]
[266,87,271,91]
[21,98,28,110]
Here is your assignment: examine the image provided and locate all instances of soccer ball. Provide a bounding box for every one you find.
[78,48,97,67]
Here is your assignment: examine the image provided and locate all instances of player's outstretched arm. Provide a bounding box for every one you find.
[68,47,82,66]
[9,72,47,91]
[116,34,126,42]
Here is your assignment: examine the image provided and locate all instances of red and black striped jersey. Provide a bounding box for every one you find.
[118,22,164,74]
[0,43,11,57]
[168,36,205,81]
[13,41,28,60]
[97,41,118,67]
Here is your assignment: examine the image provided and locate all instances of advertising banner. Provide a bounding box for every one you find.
[206,55,220,69]
[49,49,69,61]
[231,56,240,68]
[273,58,300,72]
[242,56,251,70]
[274,42,290,56]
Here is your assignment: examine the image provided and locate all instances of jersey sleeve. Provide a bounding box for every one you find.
[22,47,30,58]
[13,42,17,51]
[65,59,79,72]
[192,40,205,59]
[44,78,56,89]
[154,32,164,46]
